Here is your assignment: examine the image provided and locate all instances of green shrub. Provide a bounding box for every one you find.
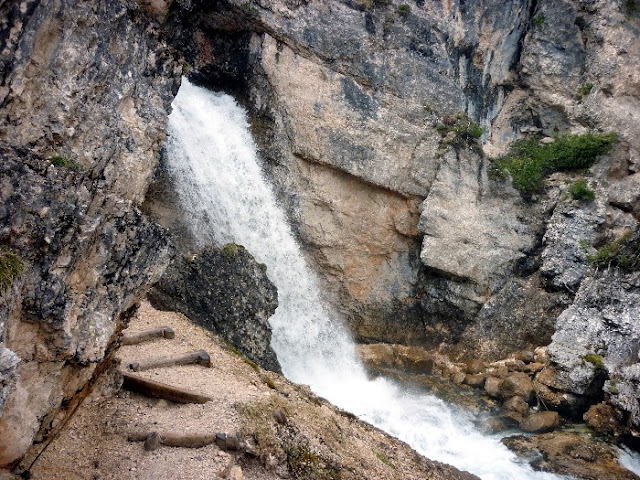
[0,252,23,290]
[397,4,411,14]
[568,179,595,201]
[532,14,545,27]
[492,132,617,195]
[588,231,640,271]
[436,111,484,147]
[50,155,78,170]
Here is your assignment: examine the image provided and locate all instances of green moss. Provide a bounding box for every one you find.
[578,82,594,97]
[583,354,604,369]
[259,263,268,273]
[50,155,78,170]
[222,242,239,257]
[397,4,411,14]
[0,252,23,290]
[568,179,595,201]
[492,132,618,196]
[532,14,545,27]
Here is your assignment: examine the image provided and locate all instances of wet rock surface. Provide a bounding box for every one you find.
[148,245,280,372]
[502,431,640,480]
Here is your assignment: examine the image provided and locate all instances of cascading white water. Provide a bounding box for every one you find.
[165,78,566,480]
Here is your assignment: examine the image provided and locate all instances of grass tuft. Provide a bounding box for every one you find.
[568,179,595,202]
[0,252,23,290]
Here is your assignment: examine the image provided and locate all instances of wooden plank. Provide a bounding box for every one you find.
[129,350,211,372]
[121,327,175,346]
[121,373,212,404]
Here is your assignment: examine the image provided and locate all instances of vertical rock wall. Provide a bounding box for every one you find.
[162,0,640,437]
[0,0,180,468]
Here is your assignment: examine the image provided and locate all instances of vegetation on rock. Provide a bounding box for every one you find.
[50,155,79,170]
[491,132,618,195]
[222,242,239,257]
[577,82,594,98]
[436,111,484,147]
[531,14,545,27]
[583,353,604,370]
[0,252,23,290]
[568,179,595,202]
[588,231,640,271]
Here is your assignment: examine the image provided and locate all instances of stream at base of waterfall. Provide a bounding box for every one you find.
[164,78,566,480]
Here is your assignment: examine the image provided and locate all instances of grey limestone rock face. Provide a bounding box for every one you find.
[540,194,606,292]
[0,0,180,468]
[0,147,173,468]
[148,245,281,373]
[537,270,640,434]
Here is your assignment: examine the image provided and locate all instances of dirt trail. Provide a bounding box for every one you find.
[28,301,477,480]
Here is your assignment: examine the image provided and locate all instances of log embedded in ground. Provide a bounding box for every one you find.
[121,327,175,345]
[127,431,239,449]
[121,373,212,404]
[129,350,211,372]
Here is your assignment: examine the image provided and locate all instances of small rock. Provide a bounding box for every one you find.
[273,409,287,425]
[584,402,621,435]
[515,351,535,364]
[463,373,486,388]
[144,431,161,451]
[466,359,485,374]
[499,373,534,402]
[505,359,527,372]
[534,347,549,364]
[216,433,240,451]
[541,137,555,144]
[451,372,466,385]
[484,376,502,398]
[487,364,509,378]
[520,411,560,433]
[227,465,243,480]
[502,396,529,415]
[483,415,520,434]
[523,362,545,374]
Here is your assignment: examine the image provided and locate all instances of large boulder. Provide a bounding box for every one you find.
[520,411,560,433]
[148,244,280,372]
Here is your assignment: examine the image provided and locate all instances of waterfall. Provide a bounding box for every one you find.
[165,78,565,480]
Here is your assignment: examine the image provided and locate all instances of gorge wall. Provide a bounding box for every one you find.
[162,0,640,440]
[2,0,640,471]
[0,0,180,468]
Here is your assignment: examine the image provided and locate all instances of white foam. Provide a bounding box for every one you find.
[165,78,565,480]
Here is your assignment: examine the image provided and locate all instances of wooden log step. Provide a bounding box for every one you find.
[121,327,175,346]
[121,373,212,404]
[127,431,241,451]
[128,350,211,372]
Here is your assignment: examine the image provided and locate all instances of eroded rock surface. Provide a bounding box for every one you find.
[148,245,281,372]
[0,0,179,469]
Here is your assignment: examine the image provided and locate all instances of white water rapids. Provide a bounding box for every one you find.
[165,79,565,480]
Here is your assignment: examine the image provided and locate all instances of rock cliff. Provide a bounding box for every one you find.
[164,0,640,440]
[2,0,640,471]
[148,244,281,372]
[0,0,180,468]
